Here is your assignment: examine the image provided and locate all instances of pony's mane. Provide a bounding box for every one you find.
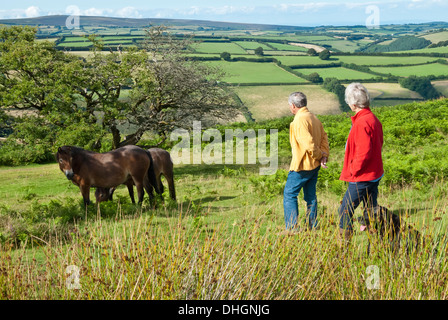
[59,146,94,157]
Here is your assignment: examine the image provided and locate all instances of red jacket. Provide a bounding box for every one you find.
[340,107,384,182]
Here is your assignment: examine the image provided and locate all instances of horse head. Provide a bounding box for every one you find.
[56,146,75,180]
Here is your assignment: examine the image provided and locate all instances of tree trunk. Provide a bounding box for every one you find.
[110,125,121,150]
[117,129,145,148]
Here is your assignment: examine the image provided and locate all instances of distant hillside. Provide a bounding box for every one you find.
[362,35,432,53]
[0,15,312,31]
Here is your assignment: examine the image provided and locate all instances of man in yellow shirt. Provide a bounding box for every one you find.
[283,92,329,232]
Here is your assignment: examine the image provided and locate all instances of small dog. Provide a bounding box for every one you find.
[357,206,421,255]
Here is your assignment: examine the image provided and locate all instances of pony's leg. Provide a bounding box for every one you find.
[80,184,91,207]
[109,187,116,201]
[126,182,135,204]
[156,175,165,202]
[134,181,145,204]
[165,170,176,201]
[143,176,155,202]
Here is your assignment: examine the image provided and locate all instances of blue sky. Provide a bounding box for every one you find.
[0,1,447,26]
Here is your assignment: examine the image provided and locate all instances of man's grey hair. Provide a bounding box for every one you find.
[288,92,307,108]
[345,82,370,108]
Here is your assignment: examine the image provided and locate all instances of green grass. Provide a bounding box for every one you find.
[234,41,272,50]
[3,100,448,299]
[1,161,448,299]
[336,55,439,66]
[190,42,248,54]
[266,42,308,52]
[297,67,376,80]
[57,42,92,48]
[370,63,448,77]
[273,55,339,66]
[205,61,306,84]
[371,99,421,108]
[391,47,448,54]
[315,39,361,52]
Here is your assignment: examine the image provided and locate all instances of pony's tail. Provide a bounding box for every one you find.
[145,150,160,193]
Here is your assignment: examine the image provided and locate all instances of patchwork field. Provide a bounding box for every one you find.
[273,55,338,66]
[363,83,424,100]
[392,47,448,54]
[421,31,448,43]
[234,41,272,50]
[190,42,248,54]
[433,80,448,96]
[297,67,376,80]
[315,39,361,52]
[370,63,448,77]
[269,42,310,52]
[234,85,340,121]
[336,55,440,66]
[207,61,306,84]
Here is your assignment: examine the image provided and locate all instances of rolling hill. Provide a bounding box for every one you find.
[0,15,312,31]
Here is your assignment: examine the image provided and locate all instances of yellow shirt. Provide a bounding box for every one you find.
[289,107,329,172]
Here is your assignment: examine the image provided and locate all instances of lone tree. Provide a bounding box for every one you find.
[0,25,238,164]
[318,49,331,60]
[307,48,317,56]
[220,51,231,61]
[254,46,264,56]
[307,72,323,84]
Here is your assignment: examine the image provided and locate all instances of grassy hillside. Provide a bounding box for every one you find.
[1,99,448,299]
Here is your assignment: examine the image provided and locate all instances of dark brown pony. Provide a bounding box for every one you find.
[56,145,153,206]
[95,147,176,203]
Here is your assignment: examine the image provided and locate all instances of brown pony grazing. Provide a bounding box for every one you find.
[56,145,154,207]
[95,147,176,203]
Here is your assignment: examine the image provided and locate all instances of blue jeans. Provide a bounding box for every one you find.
[283,167,320,230]
[338,180,380,231]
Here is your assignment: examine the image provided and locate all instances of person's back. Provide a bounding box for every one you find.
[283,92,329,232]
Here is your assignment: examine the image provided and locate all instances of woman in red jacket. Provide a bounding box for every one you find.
[338,82,384,245]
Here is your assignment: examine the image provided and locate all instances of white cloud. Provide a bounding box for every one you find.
[84,8,111,16]
[116,7,142,19]
[65,5,81,15]
[24,6,41,18]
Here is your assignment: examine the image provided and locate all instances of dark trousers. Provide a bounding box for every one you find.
[338,180,380,230]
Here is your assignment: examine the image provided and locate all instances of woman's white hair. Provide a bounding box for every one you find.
[345,82,370,108]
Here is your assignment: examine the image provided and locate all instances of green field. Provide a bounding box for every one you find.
[314,39,361,52]
[392,47,448,54]
[234,41,272,50]
[58,42,92,47]
[371,63,448,77]
[336,55,439,66]
[267,42,309,52]
[297,67,376,80]
[206,61,306,84]
[190,42,248,54]
[274,55,338,66]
